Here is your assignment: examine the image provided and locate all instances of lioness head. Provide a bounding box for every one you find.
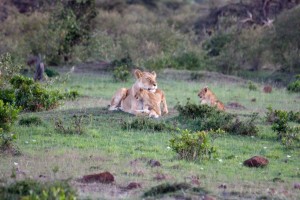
[134,69,157,93]
[198,86,208,99]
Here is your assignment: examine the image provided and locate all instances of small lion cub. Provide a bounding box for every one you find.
[197,86,225,111]
[134,88,168,118]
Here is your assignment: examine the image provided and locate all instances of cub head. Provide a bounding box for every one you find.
[198,86,209,99]
[134,88,147,100]
[134,69,157,93]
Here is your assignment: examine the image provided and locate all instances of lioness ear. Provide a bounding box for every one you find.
[134,69,143,79]
[204,86,208,92]
[151,71,156,78]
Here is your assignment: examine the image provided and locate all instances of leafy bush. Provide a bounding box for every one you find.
[0,131,20,155]
[19,116,43,126]
[287,75,300,93]
[63,90,80,100]
[266,106,300,124]
[10,75,62,111]
[0,100,20,131]
[122,117,177,132]
[54,115,89,135]
[169,129,225,161]
[248,81,258,91]
[45,68,60,78]
[203,33,233,57]
[175,101,258,136]
[0,89,15,104]
[0,179,77,200]
[113,66,130,82]
[269,109,300,147]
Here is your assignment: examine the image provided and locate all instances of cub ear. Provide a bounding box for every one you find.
[140,88,143,92]
[151,71,156,78]
[134,69,143,79]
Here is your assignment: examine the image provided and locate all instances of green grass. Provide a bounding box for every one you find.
[1,71,300,199]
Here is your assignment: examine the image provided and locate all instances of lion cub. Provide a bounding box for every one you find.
[134,88,168,118]
[198,86,225,111]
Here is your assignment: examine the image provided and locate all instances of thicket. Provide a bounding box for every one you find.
[175,101,258,136]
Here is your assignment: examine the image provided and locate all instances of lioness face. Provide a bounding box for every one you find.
[135,70,157,93]
[198,87,208,99]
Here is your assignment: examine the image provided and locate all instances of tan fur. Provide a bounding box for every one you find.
[198,86,225,111]
[109,69,168,116]
[134,88,168,118]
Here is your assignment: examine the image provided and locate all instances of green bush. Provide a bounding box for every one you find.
[122,117,177,132]
[248,81,258,91]
[175,101,258,136]
[0,179,77,200]
[19,116,43,126]
[270,109,300,147]
[0,131,20,155]
[0,89,15,104]
[0,100,20,131]
[45,68,60,77]
[63,90,80,100]
[113,66,130,82]
[287,75,300,93]
[10,75,62,111]
[169,129,225,161]
[0,53,22,87]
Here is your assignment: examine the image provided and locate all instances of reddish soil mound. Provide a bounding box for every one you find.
[263,85,272,93]
[81,171,114,184]
[294,183,300,189]
[243,156,269,167]
[148,159,161,167]
[126,182,142,190]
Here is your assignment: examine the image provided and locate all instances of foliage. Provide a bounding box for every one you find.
[269,108,300,147]
[10,75,62,111]
[203,33,233,57]
[0,179,77,200]
[248,81,257,91]
[19,116,43,126]
[0,100,20,131]
[45,68,60,78]
[0,53,22,87]
[0,89,15,105]
[113,66,130,82]
[54,115,90,135]
[122,117,177,132]
[287,75,300,93]
[143,183,191,197]
[175,100,258,136]
[0,131,20,155]
[63,90,80,100]
[169,129,225,161]
[266,106,300,124]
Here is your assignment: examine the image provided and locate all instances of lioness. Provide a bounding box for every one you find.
[134,88,168,118]
[109,69,168,116]
[198,86,225,111]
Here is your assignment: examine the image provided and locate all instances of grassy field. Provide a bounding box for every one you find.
[1,69,300,199]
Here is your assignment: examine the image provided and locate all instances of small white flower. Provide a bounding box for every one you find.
[166,146,171,150]
[218,159,223,162]
[263,147,267,149]
[25,141,29,144]
[14,162,18,166]
[200,167,204,170]
[287,155,291,158]
[239,162,243,165]
[251,136,255,138]
[32,140,36,142]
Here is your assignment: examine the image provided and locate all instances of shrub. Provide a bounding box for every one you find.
[175,100,258,136]
[0,100,20,131]
[0,89,15,104]
[10,75,62,111]
[169,129,225,161]
[266,106,300,124]
[54,115,89,135]
[45,68,60,78]
[63,90,80,100]
[248,81,258,91]
[122,117,177,132]
[0,179,77,200]
[19,116,43,126]
[113,66,130,82]
[287,75,300,93]
[0,131,20,155]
